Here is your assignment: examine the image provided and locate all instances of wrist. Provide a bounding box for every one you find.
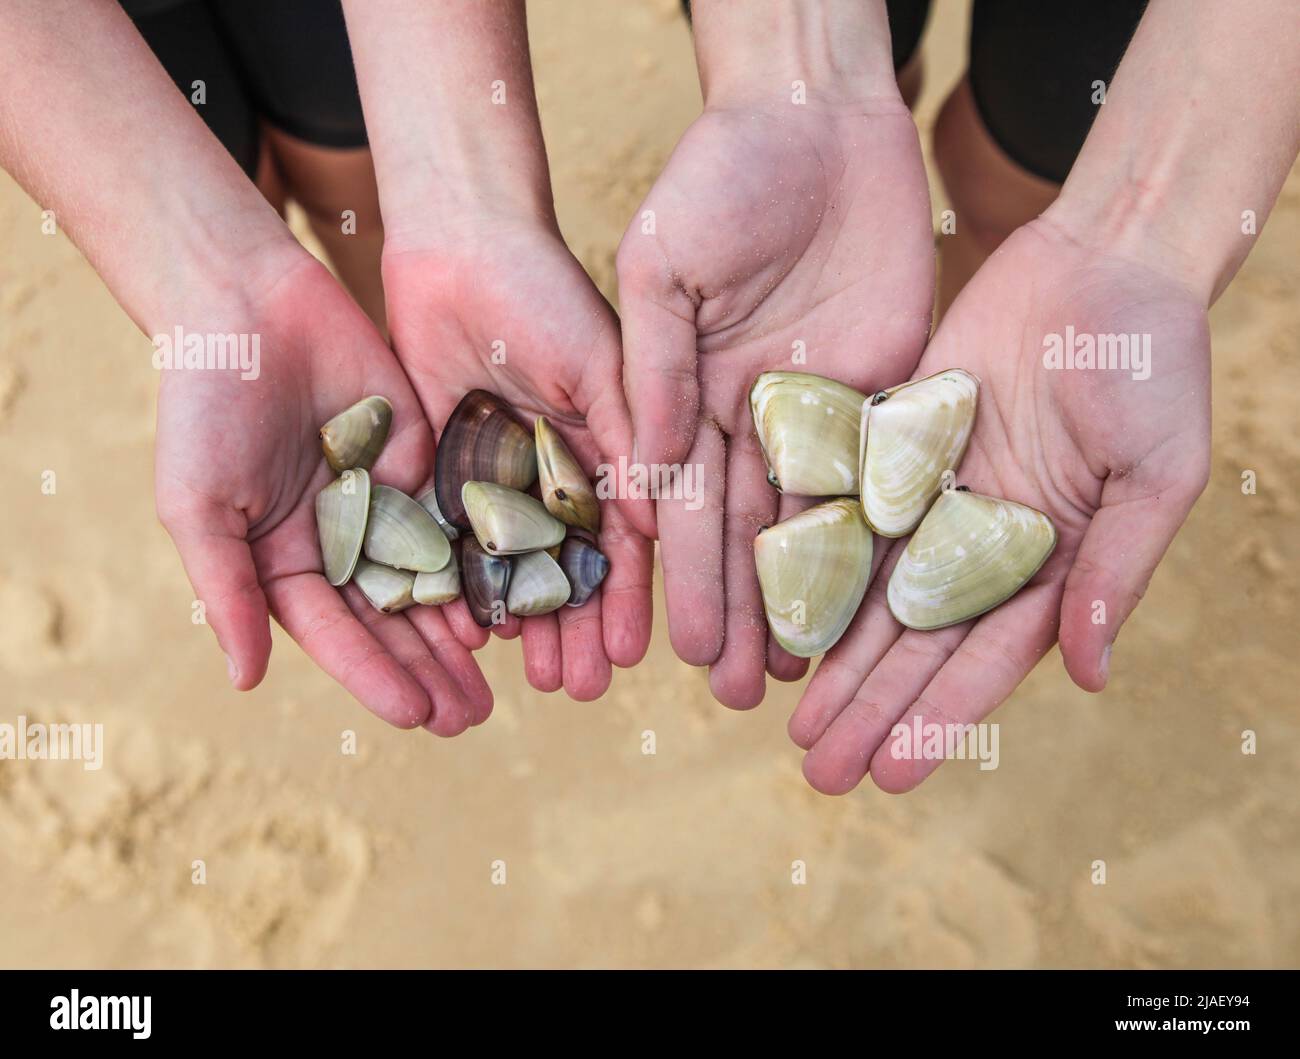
[693,0,900,108]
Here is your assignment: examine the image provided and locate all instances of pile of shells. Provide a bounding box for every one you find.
[751,370,1056,657]
[315,391,609,625]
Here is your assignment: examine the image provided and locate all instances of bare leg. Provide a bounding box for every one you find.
[263,126,388,336]
[932,77,1060,317]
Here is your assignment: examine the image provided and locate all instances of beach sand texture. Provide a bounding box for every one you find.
[1,0,1297,968]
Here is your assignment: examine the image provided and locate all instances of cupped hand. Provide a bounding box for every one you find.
[616,96,934,708]
[154,253,491,736]
[791,217,1212,794]
[381,221,655,701]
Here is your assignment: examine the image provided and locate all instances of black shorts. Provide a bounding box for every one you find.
[120,0,367,179]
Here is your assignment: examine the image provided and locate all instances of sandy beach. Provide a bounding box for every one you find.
[1,0,1297,968]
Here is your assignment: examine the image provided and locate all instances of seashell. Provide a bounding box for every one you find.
[750,371,866,496]
[557,536,609,607]
[887,488,1056,631]
[316,468,371,586]
[505,550,571,616]
[363,485,452,573]
[434,390,537,530]
[412,548,460,605]
[859,369,978,537]
[319,396,392,473]
[754,497,873,658]
[462,537,512,628]
[415,487,459,541]
[535,416,600,533]
[461,481,566,555]
[352,559,416,614]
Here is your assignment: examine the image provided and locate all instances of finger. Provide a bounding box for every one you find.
[1059,468,1206,692]
[557,579,612,701]
[788,539,902,749]
[598,504,654,668]
[869,582,1061,794]
[442,594,491,651]
[491,609,523,640]
[766,494,818,682]
[264,572,431,729]
[340,584,472,738]
[657,420,726,666]
[406,604,495,727]
[520,614,564,693]
[615,231,701,470]
[708,431,778,710]
[802,622,970,795]
[160,498,273,691]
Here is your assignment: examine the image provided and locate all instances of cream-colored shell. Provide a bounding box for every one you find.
[352,559,416,614]
[316,468,371,586]
[859,369,978,537]
[887,489,1056,631]
[363,485,452,573]
[319,395,392,474]
[750,372,865,496]
[535,416,599,533]
[412,550,460,605]
[462,481,566,555]
[505,550,571,616]
[754,498,874,658]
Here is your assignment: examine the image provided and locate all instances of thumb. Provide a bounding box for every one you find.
[615,234,701,473]
[159,493,273,690]
[1059,462,1207,692]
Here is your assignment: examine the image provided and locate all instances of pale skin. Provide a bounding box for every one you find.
[791,0,1300,793]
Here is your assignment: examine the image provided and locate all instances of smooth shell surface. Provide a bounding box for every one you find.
[416,487,459,541]
[363,485,452,573]
[860,369,978,537]
[434,390,537,530]
[505,550,571,616]
[557,536,608,607]
[462,538,512,628]
[412,549,460,605]
[887,489,1056,631]
[754,497,873,658]
[320,396,392,473]
[462,481,566,555]
[352,559,416,614]
[750,372,865,496]
[316,468,371,586]
[535,416,599,533]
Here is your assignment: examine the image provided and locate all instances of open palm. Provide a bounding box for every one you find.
[154,256,491,736]
[381,223,654,700]
[616,98,934,708]
[792,219,1212,794]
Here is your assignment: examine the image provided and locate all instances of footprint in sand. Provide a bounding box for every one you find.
[0,566,108,675]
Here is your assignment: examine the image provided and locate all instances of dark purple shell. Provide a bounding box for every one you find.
[558,536,609,607]
[434,390,537,530]
[462,537,512,627]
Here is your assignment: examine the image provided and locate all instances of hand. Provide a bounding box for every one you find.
[616,96,934,708]
[154,253,492,736]
[791,217,1212,793]
[381,220,655,701]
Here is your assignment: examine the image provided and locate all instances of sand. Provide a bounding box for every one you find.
[1,0,1297,969]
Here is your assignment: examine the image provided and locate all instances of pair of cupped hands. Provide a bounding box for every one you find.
[158,98,1210,795]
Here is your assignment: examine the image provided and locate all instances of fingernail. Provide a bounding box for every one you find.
[1100,643,1112,683]
[226,654,240,686]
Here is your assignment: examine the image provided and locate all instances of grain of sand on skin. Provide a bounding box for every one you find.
[1,0,1298,968]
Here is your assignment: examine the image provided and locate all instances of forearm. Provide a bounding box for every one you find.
[1049,0,1300,304]
[0,0,300,333]
[691,0,899,107]
[342,0,554,246]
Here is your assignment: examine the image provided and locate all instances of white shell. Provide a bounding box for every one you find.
[860,369,978,537]
[754,498,874,658]
[505,550,571,616]
[461,481,566,555]
[352,559,416,614]
[887,489,1056,631]
[412,550,460,605]
[316,468,371,586]
[363,485,452,573]
[750,372,865,496]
